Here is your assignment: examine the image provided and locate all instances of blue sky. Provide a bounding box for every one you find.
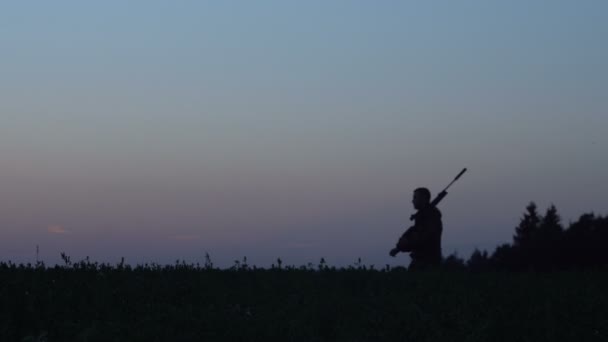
[1,1,607,267]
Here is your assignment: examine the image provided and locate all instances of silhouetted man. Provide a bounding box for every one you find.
[390,188,443,270]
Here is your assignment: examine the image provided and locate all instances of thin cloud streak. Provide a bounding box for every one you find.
[48,225,69,234]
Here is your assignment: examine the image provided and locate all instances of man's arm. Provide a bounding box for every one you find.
[396,229,413,252]
[389,227,414,256]
[389,212,442,257]
[405,215,441,248]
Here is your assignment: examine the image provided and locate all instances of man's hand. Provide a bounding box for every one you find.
[389,248,399,257]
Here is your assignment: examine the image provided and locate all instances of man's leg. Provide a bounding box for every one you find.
[408,258,426,271]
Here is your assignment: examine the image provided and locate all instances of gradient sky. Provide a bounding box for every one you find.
[1,1,607,267]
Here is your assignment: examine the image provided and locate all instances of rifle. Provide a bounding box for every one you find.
[410,168,467,221]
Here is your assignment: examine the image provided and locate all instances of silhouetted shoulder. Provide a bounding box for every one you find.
[418,206,442,221]
[430,206,442,218]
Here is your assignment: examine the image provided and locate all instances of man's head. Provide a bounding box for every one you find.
[412,187,431,210]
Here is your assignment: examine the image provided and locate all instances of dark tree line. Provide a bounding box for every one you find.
[443,202,608,271]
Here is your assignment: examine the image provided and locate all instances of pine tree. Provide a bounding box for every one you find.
[489,243,518,271]
[537,204,564,269]
[539,205,563,237]
[467,249,489,271]
[513,202,541,248]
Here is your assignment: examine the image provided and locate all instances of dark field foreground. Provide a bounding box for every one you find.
[2,262,607,342]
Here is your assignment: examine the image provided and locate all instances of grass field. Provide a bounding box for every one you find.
[2,260,607,342]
